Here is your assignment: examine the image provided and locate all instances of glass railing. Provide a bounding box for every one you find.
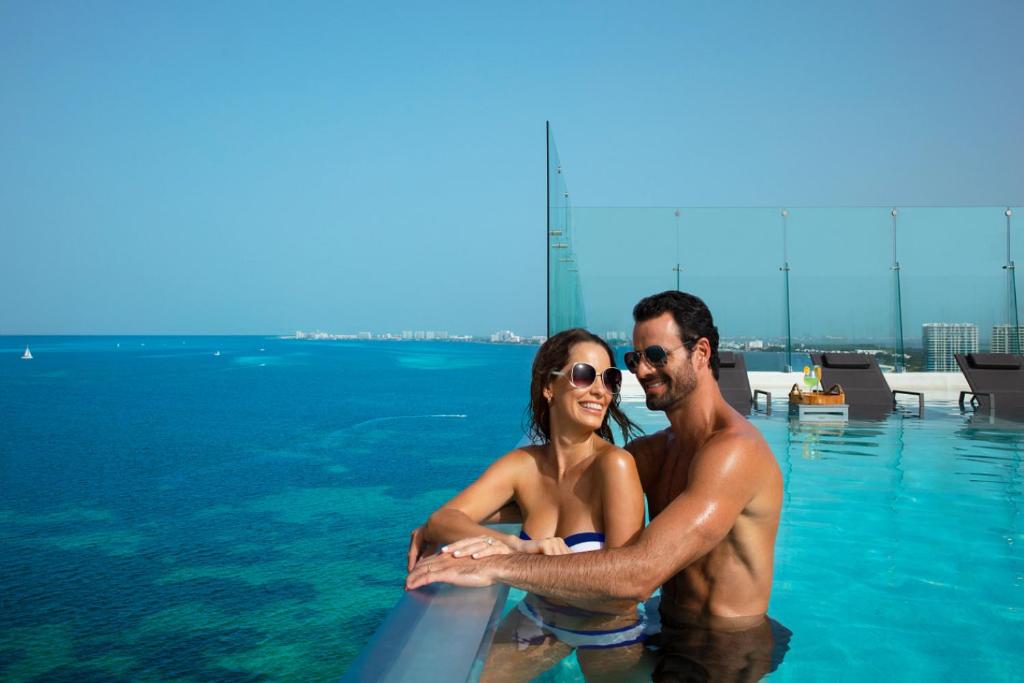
[343,525,518,683]
[547,123,586,335]
[548,127,1023,371]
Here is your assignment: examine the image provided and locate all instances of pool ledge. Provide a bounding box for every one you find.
[342,525,517,682]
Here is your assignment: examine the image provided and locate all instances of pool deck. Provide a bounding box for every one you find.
[620,371,970,402]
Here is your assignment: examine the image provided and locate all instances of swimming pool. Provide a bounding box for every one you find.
[484,400,1023,681]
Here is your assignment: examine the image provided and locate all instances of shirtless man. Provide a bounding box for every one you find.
[407,291,790,680]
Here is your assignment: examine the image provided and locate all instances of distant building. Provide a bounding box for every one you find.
[991,324,1024,353]
[414,331,426,340]
[490,330,521,343]
[603,331,627,342]
[401,330,413,340]
[746,339,764,351]
[357,331,372,340]
[923,323,978,372]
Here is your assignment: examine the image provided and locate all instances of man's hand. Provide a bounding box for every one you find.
[405,553,500,590]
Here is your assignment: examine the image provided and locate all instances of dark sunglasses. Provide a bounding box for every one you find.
[550,362,623,395]
[623,339,698,373]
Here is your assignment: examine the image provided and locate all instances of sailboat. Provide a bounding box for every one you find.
[21,346,32,360]
[213,350,221,357]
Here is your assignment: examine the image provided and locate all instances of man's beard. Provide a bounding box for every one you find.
[644,365,697,412]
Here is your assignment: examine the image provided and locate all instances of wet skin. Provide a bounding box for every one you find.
[408,313,782,624]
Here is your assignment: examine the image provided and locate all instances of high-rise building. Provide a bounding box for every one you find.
[991,324,1024,353]
[923,323,978,371]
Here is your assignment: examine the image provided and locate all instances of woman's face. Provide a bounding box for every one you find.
[544,341,615,434]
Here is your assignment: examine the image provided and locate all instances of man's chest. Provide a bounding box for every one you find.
[645,449,694,516]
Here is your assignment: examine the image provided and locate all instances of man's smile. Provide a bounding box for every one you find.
[641,376,669,392]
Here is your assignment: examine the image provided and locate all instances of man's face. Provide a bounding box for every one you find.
[632,312,697,412]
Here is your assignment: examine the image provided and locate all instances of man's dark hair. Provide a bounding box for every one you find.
[632,291,721,380]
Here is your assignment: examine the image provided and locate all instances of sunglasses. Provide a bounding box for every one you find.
[623,339,698,373]
[550,362,623,395]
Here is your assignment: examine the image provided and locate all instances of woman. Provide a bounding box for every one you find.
[419,328,647,682]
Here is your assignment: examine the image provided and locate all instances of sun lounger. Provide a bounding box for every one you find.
[718,352,771,415]
[955,353,1024,420]
[810,353,923,419]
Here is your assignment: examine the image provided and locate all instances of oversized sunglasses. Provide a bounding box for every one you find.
[550,362,623,395]
[623,340,697,373]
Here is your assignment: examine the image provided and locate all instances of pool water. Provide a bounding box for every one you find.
[518,400,1023,681]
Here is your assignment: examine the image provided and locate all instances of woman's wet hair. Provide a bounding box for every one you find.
[526,328,641,444]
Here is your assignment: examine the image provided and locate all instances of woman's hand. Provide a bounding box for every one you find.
[521,537,572,555]
[441,534,517,559]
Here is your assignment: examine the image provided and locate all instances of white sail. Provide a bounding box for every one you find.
[21,346,32,360]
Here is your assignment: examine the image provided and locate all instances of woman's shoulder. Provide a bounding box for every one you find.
[496,445,544,470]
[592,441,640,478]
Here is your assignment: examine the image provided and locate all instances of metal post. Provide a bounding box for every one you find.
[1006,208,1019,355]
[673,209,682,290]
[545,121,551,338]
[564,190,571,330]
[781,209,792,372]
[891,208,905,372]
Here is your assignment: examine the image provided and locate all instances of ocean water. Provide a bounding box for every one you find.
[0,337,536,681]
[3,338,1023,681]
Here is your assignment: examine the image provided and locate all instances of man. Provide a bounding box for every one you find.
[407,291,790,680]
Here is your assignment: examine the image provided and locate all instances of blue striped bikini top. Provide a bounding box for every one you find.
[519,530,606,553]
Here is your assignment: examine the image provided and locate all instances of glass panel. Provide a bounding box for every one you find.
[547,124,585,335]
[557,207,800,371]
[898,207,1004,369]
[546,129,1017,372]
[787,208,894,365]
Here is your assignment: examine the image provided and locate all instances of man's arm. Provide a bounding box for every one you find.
[407,433,762,601]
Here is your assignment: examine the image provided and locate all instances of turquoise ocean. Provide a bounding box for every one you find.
[1,337,536,681]
[3,337,1023,681]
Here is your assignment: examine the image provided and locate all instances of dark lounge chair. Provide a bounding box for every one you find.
[810,353,924,419]
[718,352,771,415]
[955,353,1024,420]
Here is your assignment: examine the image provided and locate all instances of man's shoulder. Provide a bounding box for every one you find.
[699,417,777,474]
[625,429,671,457]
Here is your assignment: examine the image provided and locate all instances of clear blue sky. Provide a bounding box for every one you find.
[2,1,1021,335]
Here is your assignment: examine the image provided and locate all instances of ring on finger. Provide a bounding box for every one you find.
[484,537,494,545]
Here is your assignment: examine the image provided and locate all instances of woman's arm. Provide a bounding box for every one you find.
[423,449,528,550]
[598,447,645,549]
